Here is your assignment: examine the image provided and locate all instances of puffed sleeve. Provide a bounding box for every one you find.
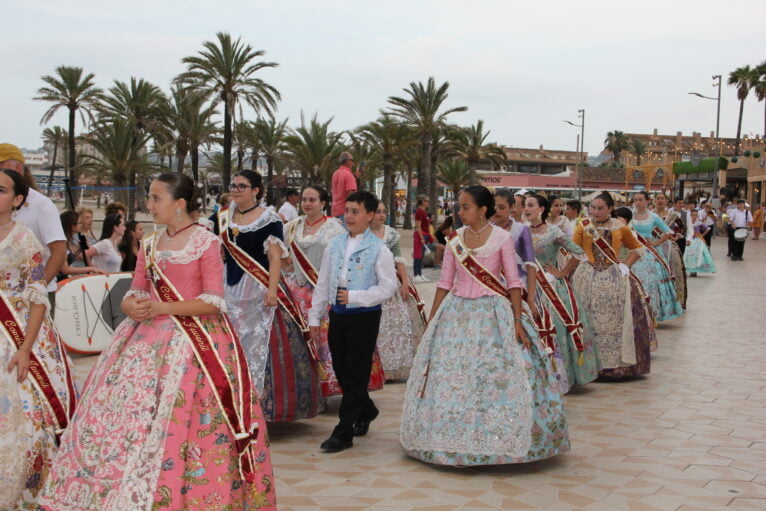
[197,236,227,312]
[21,234,49,309]
[435,240,456,291]
[262,219,289,259]
[653,214,672,234]
[554,229,587,259]
[517,226,536,269]
[501,235,523,289]
[573,222,585,248]
[124,240,151,300]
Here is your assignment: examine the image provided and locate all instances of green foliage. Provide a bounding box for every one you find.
[672,157,728,175]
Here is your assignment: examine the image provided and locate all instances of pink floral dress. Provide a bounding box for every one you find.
[37,227,276,510]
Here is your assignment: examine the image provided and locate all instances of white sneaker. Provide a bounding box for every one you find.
[413,275,424,282]
[419,275,430,282]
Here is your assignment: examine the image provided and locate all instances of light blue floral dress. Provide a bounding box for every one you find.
[532,225,599,389]
[631,212,683,322]
[400,227,569,466]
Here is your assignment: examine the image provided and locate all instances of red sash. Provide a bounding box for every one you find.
[634,231,673,278]
[0,292,76,441]
[534,261,585,356]
[397,273,427,325]
[287,220,321,287]
[447,231,514,301]
[218,209,316,359]
[144,234,260,482]
[581,219,650,304]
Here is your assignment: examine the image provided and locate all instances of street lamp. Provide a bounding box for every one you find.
[564,109,585,199]
[688,74,722,201]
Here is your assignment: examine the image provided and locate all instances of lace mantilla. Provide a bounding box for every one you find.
[151,227,217,265]
[228,204,282,233]
[456,225,510,257]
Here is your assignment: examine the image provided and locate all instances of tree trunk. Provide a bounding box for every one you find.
[191,145,200,183]
[266,155,275,206]
[382,153,393,225]
[735,98,745,156]
[762,100,765,140]
[387,168,397,227]
[128,170,137,218]
[168,153,174,171]
[47,144,58,196]
[429,147,439,217]
[237,147,244,172]
[223,98,233,189]
[403,165,414,230]
[67,106,78,207]
[468,157,479,185]
[176,149,187,173]
[416,135,431,201]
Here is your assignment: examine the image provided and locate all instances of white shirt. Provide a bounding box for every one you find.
[308,235,398,327]
[729,209,752,228]
[91,238,123,272]
[278,202,298,223]
[14,188,66,292]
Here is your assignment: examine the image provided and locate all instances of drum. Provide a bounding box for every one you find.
[734,228,748,241]
[55,272,134,354]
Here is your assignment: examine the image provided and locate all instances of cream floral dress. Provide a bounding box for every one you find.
[0,223,76,509]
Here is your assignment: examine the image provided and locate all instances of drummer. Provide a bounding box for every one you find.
[728,200,752,261]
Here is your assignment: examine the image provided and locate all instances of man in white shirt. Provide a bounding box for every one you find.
[0,144,66,308]
[277,189,299,223]
[728,200,752,261]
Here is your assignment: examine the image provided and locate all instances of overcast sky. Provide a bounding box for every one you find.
[4,0,765,156]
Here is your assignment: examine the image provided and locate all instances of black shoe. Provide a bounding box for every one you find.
[352,409,379,437]
[320,435,353,453]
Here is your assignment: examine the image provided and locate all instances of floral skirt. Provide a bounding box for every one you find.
[539,279,600,389]
[400,294,569,466]
[37,316,276,511]
[632,252,683,322]
[288,279,384,397]
[684,238,717,274]
[261,307,322,422]
[572,263,654,379]
[377,288,419,381]
[0,315,73,510]
[663,241,687,309]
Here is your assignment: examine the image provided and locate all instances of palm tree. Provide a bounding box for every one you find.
[630,138,648,166]
[79,119,157,208]
[177,32,280,189]
[604,130,631,163]
[358,114,414,224]
[34,66,103,189]
[99,77,166,215]
[438,159,472,198]
[754,61,766,140]
[284,113,343,186]
[253,117,289,205]
[42,126,67,195]
[347,133,381,192]
[388,77,467,212]
[451,120,507,184]
[727,65,757,156]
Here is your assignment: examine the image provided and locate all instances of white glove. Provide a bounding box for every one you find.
[618,263,630,277]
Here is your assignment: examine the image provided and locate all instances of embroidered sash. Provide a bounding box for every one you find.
[634,231,673,277]
[534,261,585,356]
[397,273,427,325]
[287,219,320,287]
[447,231,514,301]
[582,219,650,304]
[218,209,316,359]
[144,234,260,482]
[0,292,76,441]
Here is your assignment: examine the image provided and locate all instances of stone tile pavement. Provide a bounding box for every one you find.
[71,235,766,510]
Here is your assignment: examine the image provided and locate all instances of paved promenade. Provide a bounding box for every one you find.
[70,233,766,510]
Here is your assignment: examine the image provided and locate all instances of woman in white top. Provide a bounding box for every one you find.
[85,214,126,273]
[547,196,574,238]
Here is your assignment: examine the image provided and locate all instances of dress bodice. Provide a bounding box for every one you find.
[632,212,670,240]
[0,223,48,309]
[436,226,523,298]
[130,226,226,311]
[531,225,585,267]
[285,216,345,287]
[218,206,285,286]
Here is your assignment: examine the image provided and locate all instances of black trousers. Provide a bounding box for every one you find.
[731,232,746,259]
[727,225,735,256]
[327,309,382,441]
[703,228,713,247]
[675,237,686,256]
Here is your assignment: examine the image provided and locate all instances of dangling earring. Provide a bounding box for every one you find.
[176,208,183,225]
